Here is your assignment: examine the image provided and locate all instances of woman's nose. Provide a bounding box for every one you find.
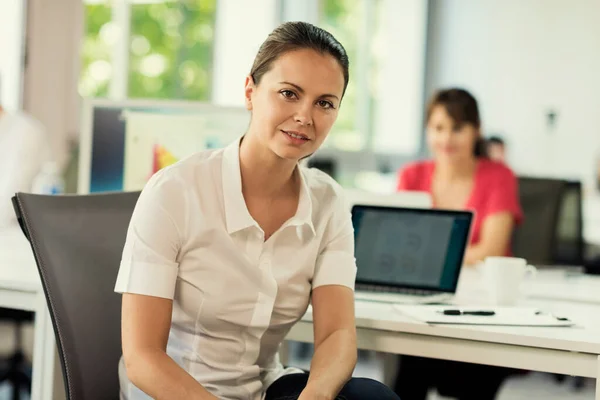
[294,103,313,126]
[436,129,452,143]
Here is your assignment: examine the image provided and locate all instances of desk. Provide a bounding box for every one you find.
[2,227,599,399]
[288,269,600,400]
[0,227,57,400]
[527,268,600,304]
[456,267,600,305]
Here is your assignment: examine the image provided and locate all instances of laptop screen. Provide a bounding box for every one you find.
[352,205,473,292]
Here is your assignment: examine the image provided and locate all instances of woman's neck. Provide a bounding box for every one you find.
[238,134,298,198]
[435,157,478,181]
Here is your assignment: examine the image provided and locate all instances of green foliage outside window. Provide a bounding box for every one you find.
[128,0,215,100]
[80,4,112,98]
[80,0,216,101]
[319,0,359,148]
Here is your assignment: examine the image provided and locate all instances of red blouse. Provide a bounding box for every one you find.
[397,159,523,252]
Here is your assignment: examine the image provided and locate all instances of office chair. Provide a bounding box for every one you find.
[513,177,566,265]
[585,256,600,275]
[552,180,585,266]
[0,308,34,400]
[307,157,338,180]
[12,191,140,400]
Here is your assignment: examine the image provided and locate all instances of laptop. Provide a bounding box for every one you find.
[352,205,473,304]
[345,189,433,210]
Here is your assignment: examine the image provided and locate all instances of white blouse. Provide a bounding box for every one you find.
[114,138,357,400]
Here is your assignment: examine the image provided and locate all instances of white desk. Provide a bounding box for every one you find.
[289,269,600,399]
[2,227,599,399]
[525,268,600,304]
[455,266,600,305]
[0,227,57,400]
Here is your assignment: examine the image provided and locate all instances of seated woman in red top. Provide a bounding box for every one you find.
[393,88,523,400]
[397,89,522,265]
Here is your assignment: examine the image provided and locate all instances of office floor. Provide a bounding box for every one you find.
[0,328,595,400]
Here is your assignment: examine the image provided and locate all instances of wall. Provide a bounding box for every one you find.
[23,0,83,168]
[373,0,428,155]
[0,0,27,111]
[425,0,600,188]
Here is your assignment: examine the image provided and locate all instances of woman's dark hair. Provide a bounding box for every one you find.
[250,21,350,97]
[487,135,505,146]
[426,88,487,158]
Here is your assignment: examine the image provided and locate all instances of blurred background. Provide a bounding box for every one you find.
[0,0,599,399]
[1,0,598,193]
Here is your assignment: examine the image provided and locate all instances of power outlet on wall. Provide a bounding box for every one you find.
[546,109,559,132]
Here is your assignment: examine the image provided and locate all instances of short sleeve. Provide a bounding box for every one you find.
[486,165,523,224]
[312,194,357,290]
[396,162,430,192]
[396,166,413,191]
[114,171,184,299]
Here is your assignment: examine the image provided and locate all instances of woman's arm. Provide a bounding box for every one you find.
[122,293,218,400]
[464,212,514,265]
[299,285,357,400]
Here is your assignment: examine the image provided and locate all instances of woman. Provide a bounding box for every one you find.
[397,88,522,265]
[393,88,523,399]
[115,22,399,400]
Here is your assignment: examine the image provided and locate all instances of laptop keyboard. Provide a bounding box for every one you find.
[356,283,439,297]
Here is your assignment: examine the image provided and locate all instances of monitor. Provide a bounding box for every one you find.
[78,99,250,194]
[345,189,432,210]
[352,205,472,292]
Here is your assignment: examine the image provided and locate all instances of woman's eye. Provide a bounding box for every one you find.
[280,90,297,99]
[318,100,335,109]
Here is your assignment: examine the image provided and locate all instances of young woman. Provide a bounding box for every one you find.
[394,88,523,399]
[115,22,399,400]
[397,88,522,265]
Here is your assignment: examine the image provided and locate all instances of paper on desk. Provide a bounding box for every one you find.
[393,305,575,327]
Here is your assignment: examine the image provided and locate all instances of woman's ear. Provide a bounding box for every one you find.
[244,75,255,111]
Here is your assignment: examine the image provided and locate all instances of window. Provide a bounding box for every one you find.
[80,0,427,154]
[0,1,27,110]
[318,0,428,154]
[319,0,381,151]
[80,0,217,101]
[80,3,113,98]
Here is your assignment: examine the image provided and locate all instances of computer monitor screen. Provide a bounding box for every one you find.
[352,205,472,292]
[78,99,250,193]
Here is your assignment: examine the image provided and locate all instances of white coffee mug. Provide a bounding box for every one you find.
[480,256,537,306]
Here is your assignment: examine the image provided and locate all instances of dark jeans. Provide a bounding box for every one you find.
[394,356,516,400]
[265,373,400,400]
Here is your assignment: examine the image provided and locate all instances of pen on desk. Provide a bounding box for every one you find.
[439,309,496,316]
[534,310,570,321]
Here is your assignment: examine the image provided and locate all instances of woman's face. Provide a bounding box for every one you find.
[244,48,345,161]
[426,105,479,164]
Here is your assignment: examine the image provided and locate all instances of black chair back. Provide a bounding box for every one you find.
[513,177,566,265]
[553,180,585,266]
[12,191,140,400]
